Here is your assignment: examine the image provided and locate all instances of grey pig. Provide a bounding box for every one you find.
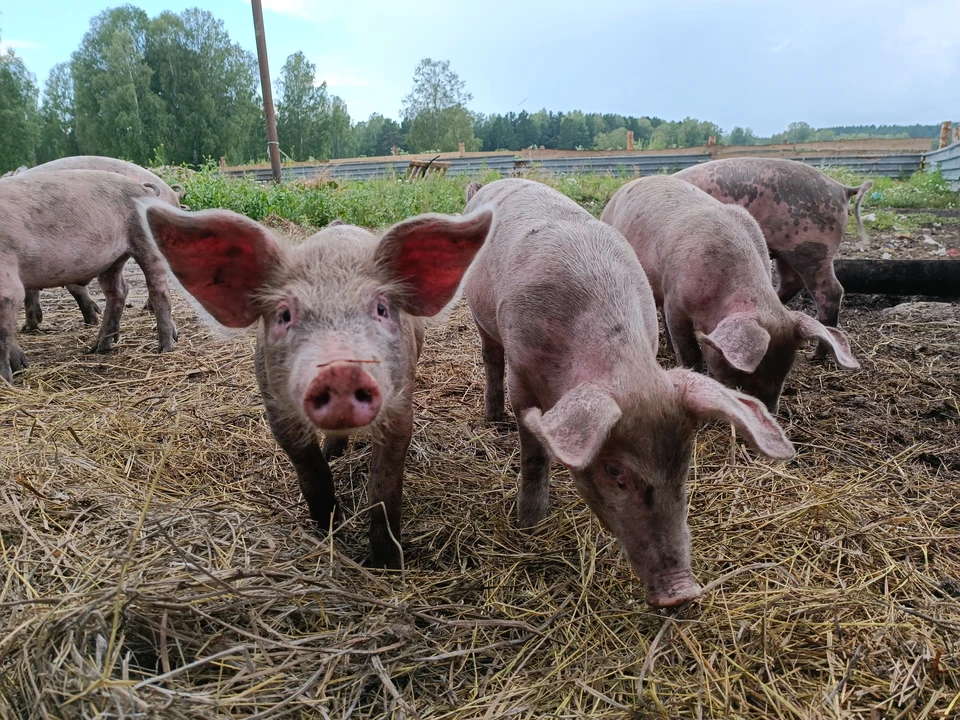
[12,156,186,331]
[464,179,795,608]
[0,169,178,382]
[601,175,859,413]
[675,158,873,359]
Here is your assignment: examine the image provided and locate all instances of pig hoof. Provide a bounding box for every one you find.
[484,408,505,423]
[89,339,115,354]
[10,347,29,372]
[367,548,402,570]
[83,316,100,327]
[21,323,40,334]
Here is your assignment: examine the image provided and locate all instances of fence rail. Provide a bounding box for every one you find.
[223,152,925,183]
[925,142,960,190]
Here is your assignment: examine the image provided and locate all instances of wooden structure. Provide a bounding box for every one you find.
[404,158,451,181]
[835,259,960,297]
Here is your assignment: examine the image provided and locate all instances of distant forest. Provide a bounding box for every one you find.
[0,4,946,173]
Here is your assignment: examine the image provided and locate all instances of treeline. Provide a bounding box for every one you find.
[0,4,945,173]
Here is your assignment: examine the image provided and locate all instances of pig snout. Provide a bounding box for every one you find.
[303,362,382,430]
[644,567,701,608]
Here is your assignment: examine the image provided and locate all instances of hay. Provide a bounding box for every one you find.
[1,271,958,719]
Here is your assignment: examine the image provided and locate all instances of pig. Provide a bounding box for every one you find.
[601,176,860,413]
[140,202,494,568]
[675,158,873,359]
[13,156,186,332]
[0,170,178,382]
[463,178,795,608]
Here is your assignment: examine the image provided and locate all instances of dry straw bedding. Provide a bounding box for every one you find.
[0,260,957,719]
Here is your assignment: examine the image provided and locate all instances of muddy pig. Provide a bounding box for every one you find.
[0,170,178,382]
[464,179,795,608]
[140,202,494,568]
[602,176,859,413]
[14,156,187,331]
[675,158,872,359]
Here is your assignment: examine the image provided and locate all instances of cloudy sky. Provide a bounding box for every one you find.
[2,0,957,136]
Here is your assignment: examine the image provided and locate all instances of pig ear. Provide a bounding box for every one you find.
[695,314,769,373]
[375,207,494,316]
[140,201,281,328]
[327,218,346,227]
[669,368,795,460]
[792,313,860,370]
[523,384,622,470]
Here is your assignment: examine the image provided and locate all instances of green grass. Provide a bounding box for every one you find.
[157,164,959,233]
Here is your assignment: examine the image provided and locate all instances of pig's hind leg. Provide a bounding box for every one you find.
[89,256,130,354]
[21,289,43,333]
[66,283,101,326]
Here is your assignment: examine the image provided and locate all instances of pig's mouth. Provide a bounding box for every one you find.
[316,359,381,368]
[643,567,701,608]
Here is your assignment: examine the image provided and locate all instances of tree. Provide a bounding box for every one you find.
[329,95,353,159]
[354,113,403,156]
[594,126,628,150]
[146,9,262,165]
[558,110,591,150]
[37,62,78,162]
[727,126,757,146]
[401,58,478,152]
[0,45,40,171]
[275,51,331,161]
[71,5,165,163]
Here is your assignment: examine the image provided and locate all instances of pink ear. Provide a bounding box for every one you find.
[669,368,795,460]
[523,384,622,470]
[792,313,860,369]
[141,203,281,328]
[696,313,770,373]
[375,207,494,316]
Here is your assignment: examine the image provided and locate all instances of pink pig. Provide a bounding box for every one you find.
[602,175,859,413]
[464,179,795,608]
[140,203,493,568]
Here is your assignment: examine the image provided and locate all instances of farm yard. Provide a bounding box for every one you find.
[0,169,958,719]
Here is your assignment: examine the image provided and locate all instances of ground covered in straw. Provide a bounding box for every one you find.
[1,258,958,718]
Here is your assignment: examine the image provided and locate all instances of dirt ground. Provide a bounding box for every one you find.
[1,223,958,717]
[843,210,960,260]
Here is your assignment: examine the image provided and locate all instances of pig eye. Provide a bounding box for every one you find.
[277,307,293,325]
[376,301,389,319]
[606,463,622,478]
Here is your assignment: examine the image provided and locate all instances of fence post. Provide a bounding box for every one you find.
[219,157,227,173]
[626,130,634,151]
[458,142,465,157]
[953,125,960,146]
[707,136,717,147]
[939,121,952,149]
[251,0,283,184]
[392,145,398,156]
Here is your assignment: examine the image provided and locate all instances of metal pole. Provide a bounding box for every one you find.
[251,0,283,184]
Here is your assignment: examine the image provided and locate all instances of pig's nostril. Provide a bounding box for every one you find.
[315,390,331,408]
[355,388,373,404]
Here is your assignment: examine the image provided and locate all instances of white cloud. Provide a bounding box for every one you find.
[896,0,960,83]
[0,39,41,54]
[769,37,790,53]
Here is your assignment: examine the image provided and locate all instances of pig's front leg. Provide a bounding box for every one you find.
[322,436,349,461]
[366,399,413,569]
[22,289,43,333]
[478,326,506,422]
[133,246,178,352]
[509,373,552,529]
[0,265,27,383]
[89,256,130,354]
[255,347,339,529]
[664,305,703,372]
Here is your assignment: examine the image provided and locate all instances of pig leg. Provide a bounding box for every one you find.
[774,258,805,304]
[0,265,27,383]
[22,289,42,333]
[322,436,349,461]
[799,261,844,362]
[509,373,552,528]
[255,347,340,528]
[66,283,101,326]
[133,249,178,352]
[89,257,130,354]
[664,305,703,372]
[478,327,506,422]
[366,398,413,568]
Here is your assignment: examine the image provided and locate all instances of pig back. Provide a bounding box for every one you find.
[0,170,155,288]
[20,156,182,208]
[464,179,660,358]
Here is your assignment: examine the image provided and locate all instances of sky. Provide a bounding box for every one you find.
[1,0,958,136]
